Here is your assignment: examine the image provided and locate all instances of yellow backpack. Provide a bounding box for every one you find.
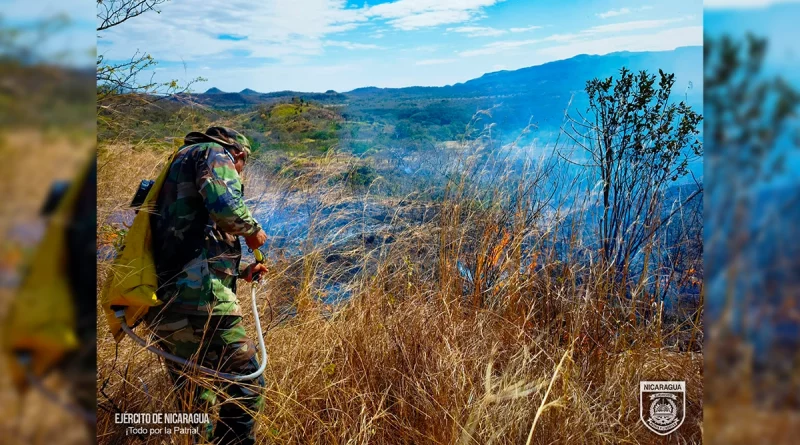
[100,149,178,342]
[3,158,90,388]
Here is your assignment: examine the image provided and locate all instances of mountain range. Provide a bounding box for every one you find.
[178,46,702,138]
[196,46,700,101]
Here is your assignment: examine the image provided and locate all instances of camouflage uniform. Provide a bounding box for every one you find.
[146,127,264,445]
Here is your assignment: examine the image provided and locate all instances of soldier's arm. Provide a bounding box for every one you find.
[196,144,261,237]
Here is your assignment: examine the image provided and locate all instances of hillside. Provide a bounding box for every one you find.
[247,99,344,153]
[178,89,347,110]
[102,46,705,165]
[175,47,701,147]
[194,47,701,104]
[343,46,702,139]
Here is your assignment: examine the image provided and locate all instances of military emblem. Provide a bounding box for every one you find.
[640,381,685,435]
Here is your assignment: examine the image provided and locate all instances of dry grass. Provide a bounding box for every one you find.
[704,405,800,444]
[703,334,800,445]
[96,133,704,444]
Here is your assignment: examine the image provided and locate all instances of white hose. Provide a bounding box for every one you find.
[117,283,267,382]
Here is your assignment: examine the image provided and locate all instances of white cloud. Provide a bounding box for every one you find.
[100,0,506,63]
[367,0,502,30]
[464,25,701,59]
[536,26,702,59]
[510,26,542,33]
[458,18,699,58]
[597,8,632,19]
[542,33,583,43]
[100,0,369,62]
[447,26,507,37]
[582,17,688,34]
[416,58,457,65]
[597,5,655,19]
[447,25,543,37]
[381,9,474,30]
[324,40,383,50]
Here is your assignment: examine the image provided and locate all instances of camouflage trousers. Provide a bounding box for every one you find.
[146,311,265,445]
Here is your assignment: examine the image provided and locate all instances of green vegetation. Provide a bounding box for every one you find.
[97,97,343,155]
[567,68,703,270]
[97,99,218,148]
[247,99,343,153]
[334,163,378,189]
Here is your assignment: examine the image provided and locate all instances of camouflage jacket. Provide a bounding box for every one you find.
[151,141,261,316]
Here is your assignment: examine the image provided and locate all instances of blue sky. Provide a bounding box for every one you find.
[97,0,702,93]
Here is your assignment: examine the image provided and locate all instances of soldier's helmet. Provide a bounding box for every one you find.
[204,126,251,157]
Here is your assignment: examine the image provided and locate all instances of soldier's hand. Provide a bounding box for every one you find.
[242,263,268,282]
[245,229,267,250]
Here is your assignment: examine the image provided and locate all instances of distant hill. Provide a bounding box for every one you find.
[350,46,702,101]
[189,47,700,101]
[244,100,343,153]
[175,88,348,110]
[342,46,702,132]
[178,47,702,138]
[463,46,700,95]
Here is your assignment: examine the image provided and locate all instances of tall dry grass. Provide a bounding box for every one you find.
[96,124,703,444]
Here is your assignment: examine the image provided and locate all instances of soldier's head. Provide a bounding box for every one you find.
[204,126,251,173]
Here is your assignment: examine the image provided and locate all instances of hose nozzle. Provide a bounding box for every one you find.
[253,248,265,264]
[112,306,126,320]
[252,248,266,282]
